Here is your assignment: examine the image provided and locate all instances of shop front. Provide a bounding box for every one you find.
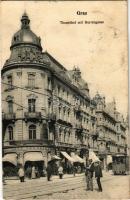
[3,153,18,177]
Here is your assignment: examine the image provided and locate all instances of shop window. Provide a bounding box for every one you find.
[8,126,13,141]
[29,125,36,140]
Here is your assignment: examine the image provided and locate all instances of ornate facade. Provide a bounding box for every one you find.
[2,13,97,171]
[2,13,127,172]
[93,93,127,168]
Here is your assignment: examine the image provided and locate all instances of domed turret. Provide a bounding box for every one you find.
[3,12,50,69]
[10,12,42,50]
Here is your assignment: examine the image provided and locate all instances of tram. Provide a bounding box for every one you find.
[112,154,129,175]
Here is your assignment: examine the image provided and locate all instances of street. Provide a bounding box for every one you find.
[3,172,130,199]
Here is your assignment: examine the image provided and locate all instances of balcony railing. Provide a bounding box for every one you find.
[74,105,82,116]
[56,142,74,148]
[57,119,72,127]
[76,123,83,129]
[48,113,56,121]
[4,139,54,146]
[24,112,42,119]
[2,113,16,120]
[74,143,88,149]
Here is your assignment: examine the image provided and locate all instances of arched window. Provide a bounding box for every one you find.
[29,125,36,140]
[8,126,13,141]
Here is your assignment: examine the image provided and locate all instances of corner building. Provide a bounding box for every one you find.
[2,13,97,173]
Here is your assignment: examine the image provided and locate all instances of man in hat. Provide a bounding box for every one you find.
[85,159,94,191]
[94,161,103,192]
[46,163,52,181]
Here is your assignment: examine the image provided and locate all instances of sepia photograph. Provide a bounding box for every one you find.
[1,1,129,199]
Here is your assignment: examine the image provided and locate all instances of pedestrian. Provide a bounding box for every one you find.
[73,165,77,177]
[3,170,6,185]
[26,166,32,179]
[85,159,94,191]
[94,161,103,192]
[58,165,63,179]
[35,167,39,178]
[43,166,47,177]
[46,164,52,181]
[31,166,36,179]
[18,167,25,182]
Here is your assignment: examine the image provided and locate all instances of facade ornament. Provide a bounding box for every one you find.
[27,93,38,99]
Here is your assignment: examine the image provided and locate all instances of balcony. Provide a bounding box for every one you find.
[76,124,83,134]
[24,112,42,121]
[74,105,82,116]
[104,122,116,133]
[57,119,72,127]
[56,142,74,148]
[4,139,55,146]
[48,113,56,122]
[2,113,16,121]
[74,143,88,149]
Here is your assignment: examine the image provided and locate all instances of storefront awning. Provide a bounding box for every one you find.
[74,155,85,163]
[107,155,112,164]
[24,152,44,164]
[89,150,100,163]
[3,153,17,166]
[51,155,61,160]
[61,151,75,162]
[71,152,85,163]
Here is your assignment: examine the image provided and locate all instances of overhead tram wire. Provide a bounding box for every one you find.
[1,82,72,106]
[2,82,93,106]
[2,99,93,124]
[2,82,49,97]
[2,99,46,119]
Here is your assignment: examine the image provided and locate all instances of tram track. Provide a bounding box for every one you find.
[3,174,115,200]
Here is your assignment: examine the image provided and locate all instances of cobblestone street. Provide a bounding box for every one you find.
[3,172,130,199]
[43,175,129,200]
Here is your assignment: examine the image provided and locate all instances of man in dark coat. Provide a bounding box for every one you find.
[95,161,103,192]
[46,164,52,181]
[26,166,32,179]
[85,159,94,191]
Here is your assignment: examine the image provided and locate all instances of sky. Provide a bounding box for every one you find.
[0,1,128,117]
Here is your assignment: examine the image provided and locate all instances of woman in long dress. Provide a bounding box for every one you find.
[31,166,36,179]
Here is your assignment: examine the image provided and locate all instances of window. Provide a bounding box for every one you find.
[62,89,65,98]
[28,73,35,87]
[58,86,60,95]
[8,126,13,140]
[8,101,13,113]
[59,107,61,118]
[7,75,13,89]
[48,99,52,113]
[48,77,51,90]
[28,99,36,112]
[67,92,69,100]
[29,125,36,140]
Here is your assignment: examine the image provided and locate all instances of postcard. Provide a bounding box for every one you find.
[1,1,129,199]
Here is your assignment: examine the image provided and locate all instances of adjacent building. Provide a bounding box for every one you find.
[93,93,127,169]
[2,13,127,174]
